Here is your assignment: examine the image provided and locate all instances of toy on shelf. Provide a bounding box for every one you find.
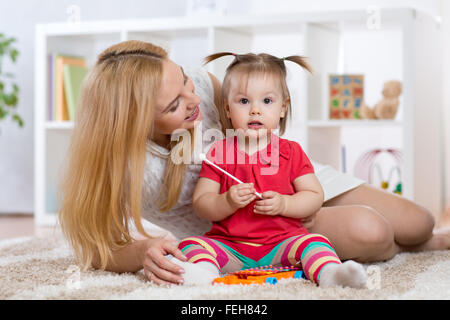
[361,80,402,120]
[329,74,364,119]
[213,265,306,285]
[354,148,403,195]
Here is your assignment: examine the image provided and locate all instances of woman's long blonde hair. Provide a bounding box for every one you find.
[58,40,190,271]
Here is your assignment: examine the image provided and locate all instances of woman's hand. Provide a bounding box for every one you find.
[226,183,257,211]
[253,191,287,216]
[142,237,187,286]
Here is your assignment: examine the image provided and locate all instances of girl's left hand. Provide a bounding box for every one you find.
[253,191,287,216]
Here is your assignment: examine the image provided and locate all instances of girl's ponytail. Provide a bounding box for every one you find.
[204,52,236,65]
[282,55,313,74]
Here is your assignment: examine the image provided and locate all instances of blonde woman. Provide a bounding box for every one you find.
[59,40,449,286]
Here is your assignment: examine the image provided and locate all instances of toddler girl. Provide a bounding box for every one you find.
[172,52,367,288]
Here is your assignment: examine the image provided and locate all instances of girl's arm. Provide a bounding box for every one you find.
[254,173,324,219]
[193,177,256,221]
[192,177,236,221]
[282,173,324,219]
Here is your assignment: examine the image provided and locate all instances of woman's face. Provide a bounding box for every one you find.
[153,59,202,145]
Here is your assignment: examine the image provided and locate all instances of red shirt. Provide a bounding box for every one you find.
[199,134,314,245]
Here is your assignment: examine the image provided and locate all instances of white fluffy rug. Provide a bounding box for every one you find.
[1,235,450,300]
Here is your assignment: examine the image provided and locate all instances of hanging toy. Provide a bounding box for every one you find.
[354,148,403,195]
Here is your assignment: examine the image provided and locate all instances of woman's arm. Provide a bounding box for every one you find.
[91,237,152,273]
[92,235,187,286]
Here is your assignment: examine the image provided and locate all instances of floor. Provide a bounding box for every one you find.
[0,214,60,240]
[1,210,450,241]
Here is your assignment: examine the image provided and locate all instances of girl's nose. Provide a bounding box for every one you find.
[250,105,262,115]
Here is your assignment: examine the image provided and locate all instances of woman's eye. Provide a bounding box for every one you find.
[239,98,249,104]
[170,101,179,113]
[263,98,273,104]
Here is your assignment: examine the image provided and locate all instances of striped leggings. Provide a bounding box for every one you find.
[178,233,341,284]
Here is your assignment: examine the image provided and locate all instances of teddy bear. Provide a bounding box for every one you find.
[361,80,402,119]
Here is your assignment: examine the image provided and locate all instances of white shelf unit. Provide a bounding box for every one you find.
[34,8,443,226]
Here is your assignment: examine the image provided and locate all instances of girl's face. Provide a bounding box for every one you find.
[153,59,202,145]
[226,72,287,139]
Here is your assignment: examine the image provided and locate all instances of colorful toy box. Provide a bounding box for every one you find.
[329,74,364,119]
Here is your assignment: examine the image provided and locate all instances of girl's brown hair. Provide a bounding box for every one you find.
[58,40,190,271]
[204,52,312,135]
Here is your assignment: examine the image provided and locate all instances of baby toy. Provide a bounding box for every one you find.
[329,74,364,119]
[199,153,262,198]
[361,80,402,119]
[354,148,403,195]
[213,265,306,285]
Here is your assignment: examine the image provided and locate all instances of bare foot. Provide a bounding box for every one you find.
[404,227,450,252]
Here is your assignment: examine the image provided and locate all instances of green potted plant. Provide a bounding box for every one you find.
[0,33,23,129]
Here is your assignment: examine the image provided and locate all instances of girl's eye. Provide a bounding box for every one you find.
[263,98,273,104]
[239,98,249,104]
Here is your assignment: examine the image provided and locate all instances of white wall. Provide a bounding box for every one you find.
[0,0,447,214]
[250,0,442,16]
[0,0,185,213]
[443,0,450,210]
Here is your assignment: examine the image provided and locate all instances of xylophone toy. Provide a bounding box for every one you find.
[213,265,307,285]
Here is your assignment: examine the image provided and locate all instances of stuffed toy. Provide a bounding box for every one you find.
[361,80,402,119]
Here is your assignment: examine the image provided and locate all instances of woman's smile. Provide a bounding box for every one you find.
[185,105,200,121]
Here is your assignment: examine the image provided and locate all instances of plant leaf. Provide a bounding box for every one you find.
[10,49,19,62]
[0,107,8,119]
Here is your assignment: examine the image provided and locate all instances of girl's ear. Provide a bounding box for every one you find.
[280,98,290,118]
[225,101,232,118]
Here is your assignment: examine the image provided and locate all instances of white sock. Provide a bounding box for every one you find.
[170,257,220,286]
[318,260,367,289]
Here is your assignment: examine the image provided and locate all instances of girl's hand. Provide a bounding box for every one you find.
[226,183,257,211]
[142,237,187,286]
[254,191,287,216]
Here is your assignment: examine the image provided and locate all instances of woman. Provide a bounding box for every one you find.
[59,40,448,286]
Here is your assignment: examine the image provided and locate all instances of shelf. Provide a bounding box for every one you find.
[34,8,443,226]
[307,120,403,128]
[45,121,74,130]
